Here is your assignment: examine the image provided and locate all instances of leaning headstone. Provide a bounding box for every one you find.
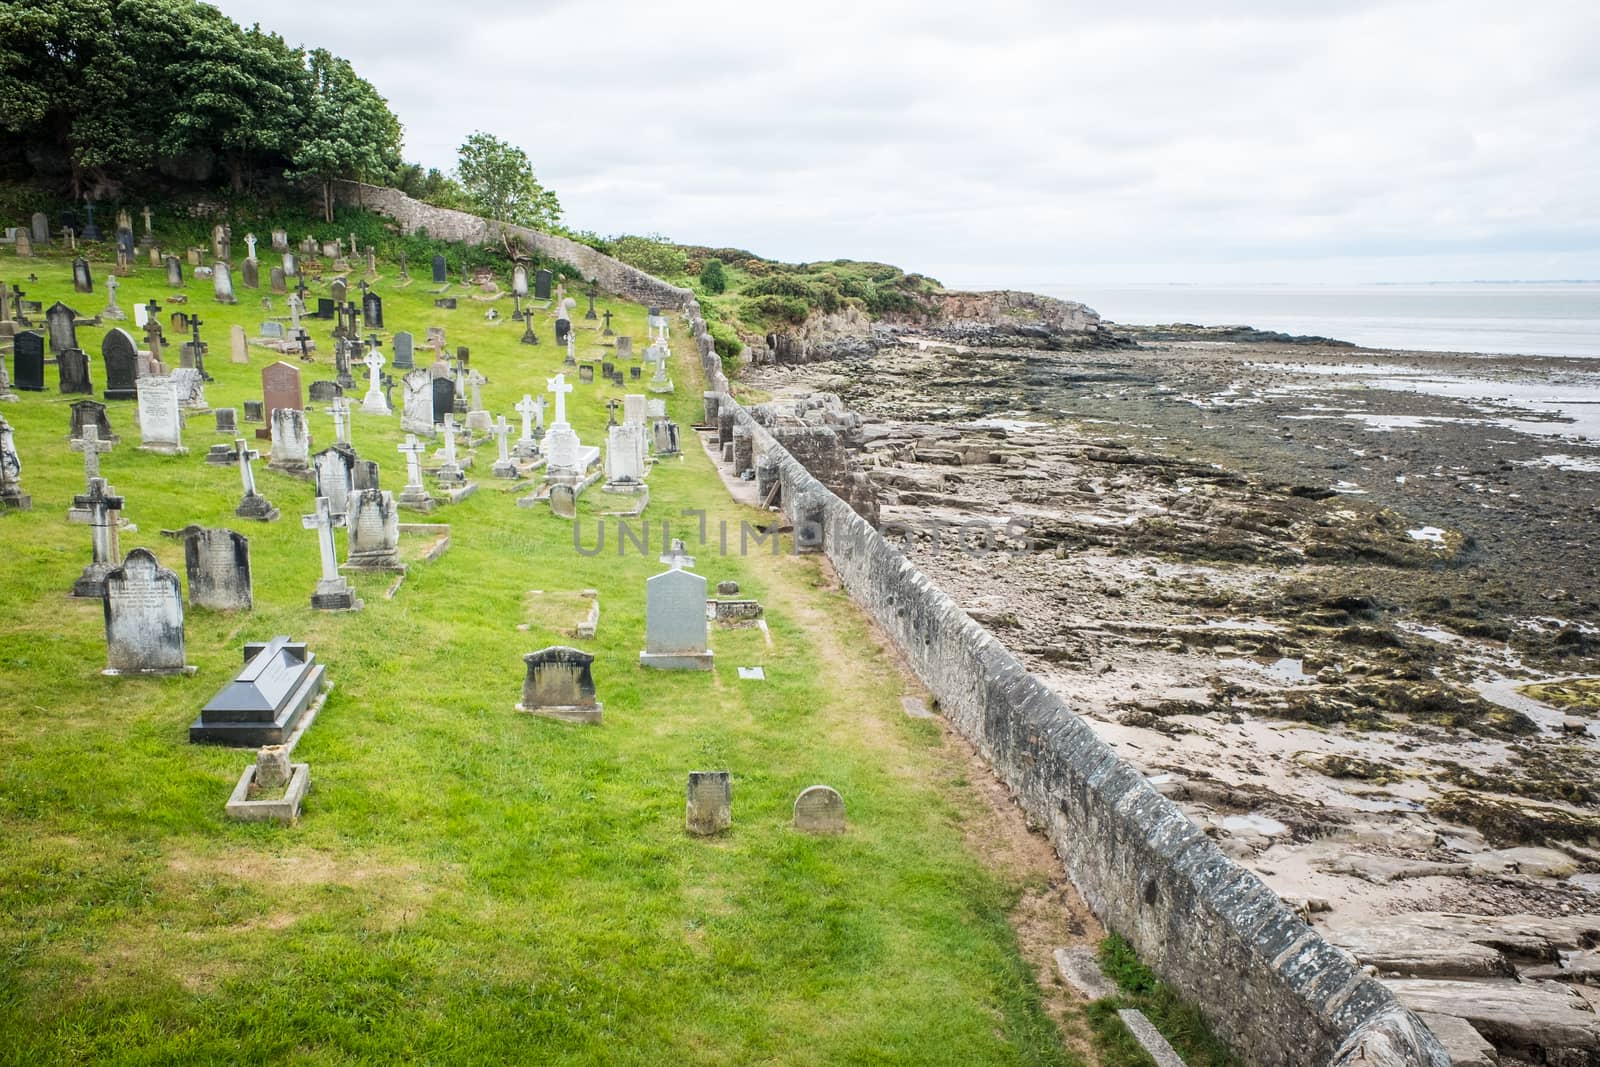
[639,566,712,670]
[101,329,139,400]
[213,261,236,304]
[233,439,278,521]
[229,323,248,364]
[792,785,846,834]
[516,646,602,723]
[57,349,93,395]
[165,255,184,287]
[183,527,252,611]
[135,376,186,454]
[72,257,93,293]
[344,489,402,570]
[69,399,115,443]
[686,771,732,835]
[13,331,45,391]
[0,414,28,509]
[241,258,259,289]
[268,407,311,475]
[103,549,189,675]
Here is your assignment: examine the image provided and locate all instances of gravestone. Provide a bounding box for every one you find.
[72,257,93,293]
[548,483,576,518]
[396,435,434,512]
[401,369,434,435]
[362,291,383,328]
[431,255,447,284]
[578,365,594,384]
[166,255,184,286]
[512,264,528,297]
[686,771,732,835]
[604,424,646,489]
[170,366,205,410]
[229,324,248,364]
[344,489,402,570]
[259,361,303,440]
[430,377,455,425]
[302,497,360,610]
[434,297,457,310]
[308,380,341,404]
[183,527,252,611]
[271,229,288,252]
[260,320,285,340]
[69,478,124,598]
[241,258,259,289]
[349,459,378,492]
[46,301,78,353]
[639,566,712,670]
[269,266,286,293]
[213,261,236,304]
[243,400,263,423]
[69,399,115,443]
[14,231,30,257]
[57,348,92,395]
[135,376,185,454]
[314,442,356,513]
[101,329,139,399]
[102,549,189,675]
[268,407,312,475]
[793,785,846,834]
[615,335,634,360]
[623,394,647,427]
[0,414,27,509]
[652,420,681,456]
[283,252,298,278]
[359,342,388,414]
[13,332,45,391]
[30,211,48,243]
[534,268,552,300]
[215,408,237,434]
[316,298,335,319]
[331,278,347,304]
[516,646,602,723]
[554,316,571,345]
[191,636,326,746]
[392,330,414,370]
[233,438,278,520]
[490,416,517,478]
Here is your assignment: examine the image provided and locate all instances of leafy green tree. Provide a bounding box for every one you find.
[611,234,687,277]
[0,0,120,196]
[290,48,402,220]
[699,257,727,294]
[455,131,561,229]
[395,162,469,210]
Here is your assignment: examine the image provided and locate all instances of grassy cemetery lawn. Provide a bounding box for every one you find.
[0,249,1078,1064]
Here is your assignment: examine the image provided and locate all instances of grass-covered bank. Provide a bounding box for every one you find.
[0,247,1083,1064]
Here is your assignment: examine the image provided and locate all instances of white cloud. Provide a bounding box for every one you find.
[212,0,1600,283]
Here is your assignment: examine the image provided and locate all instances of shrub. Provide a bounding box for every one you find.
[742,294,810,326]
[699,258,727,294]
[610,234,687,277]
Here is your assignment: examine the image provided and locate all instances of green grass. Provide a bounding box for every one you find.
[0,245,1079,1065]
[1086,936,1238,1067]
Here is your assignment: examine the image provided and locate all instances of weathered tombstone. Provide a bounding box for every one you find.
[434,297,457,310]
[308,380,341,404]
[191,636,326,746]
[686,771,732,835]
[213,261,236,304]
[396,434,434,512]
[102,549,190,675]
[241,257,259,289]
[271,229,288,253]
[259,361,303,439]
[352,458,379,491]
[392,330,414,370]
[313,444,356,518]
[534,268,552,300]
[362,291,383,328]
[400,369,434,435]
[14,231,30,257]
[268,266,286,293]
[359,341,388,414]
[166,255,184,287]
[69,399,115,443]
[268,407,311,475]
[623,394,648,427]
[30,211,49,244]
[13,331,45,391]
[792,785,846,834]
[101,273,125,320]
[101,329,139,399]
[344,489,402,570]
[512,264,528,297]
[639,566,712,670]
[229,323,248,365]
[431,255,447,285]
[516,647,602,723]
[46,301,78,354]
[490,416,517,477]
[183,527,252,611]
[615,335,634,360]
[652,420,681,456]
[135,376,185,454]
[548,483,577,518]
[259,320,285,340]
[57,348,92,395]
[604,424,646,489]
[214,407,237,434]
[283,251,298,278]
[0,414,28,509]
[554,316,571,345]
[69,479,124,597]
[72,257,93,293]
[430,377,455,425]
[243,400,264,423]
[170,366,206,410]
[302,496,360,610]
[578,364,594,384]
[330,396,351,444]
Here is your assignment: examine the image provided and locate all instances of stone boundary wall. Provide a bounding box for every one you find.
[340,182,1447,1067]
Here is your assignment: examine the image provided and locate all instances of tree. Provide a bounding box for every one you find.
[0,0,120,196]
[455,131,561,229]
[699,257,727,294]
[289,48,402,220]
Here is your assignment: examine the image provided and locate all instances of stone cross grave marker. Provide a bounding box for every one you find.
[302,497,360,610]
[69,478,124,598]
[360,338,388,414]
[71,423,114,491]
[491,416,516,478]
[233,438,279,521]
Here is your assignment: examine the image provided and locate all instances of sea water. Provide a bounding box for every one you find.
[1038,283,1600,359]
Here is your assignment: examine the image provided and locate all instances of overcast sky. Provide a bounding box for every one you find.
[212,0,1599,286]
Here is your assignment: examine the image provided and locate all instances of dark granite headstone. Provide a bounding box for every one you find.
[534,269,552,300]
[102,328,139,400]
[69,399,115,442]
[241,259,259,289]
[554,317,570,344]
[431,254,447,284]
[630,366,642,381]
[362,291,383,328]
[72,258,93,293]
[189,635,326,746]
[13,331,45,391]
[308,380,342,403]
[316,297,336,319]
[431,378,455,424]
[46,301,79,354]
[392,331,414,370]
[243,400,264,422]
[57,348,92,394]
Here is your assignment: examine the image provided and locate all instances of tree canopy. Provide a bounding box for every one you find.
[456,131,562,230]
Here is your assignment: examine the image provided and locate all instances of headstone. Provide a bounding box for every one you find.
[170,366,206,410]
[271,229,288,252]
[243,400,263,423]
[0,414,28,509]
[639,566,712,669]
[313,445,356,518]
[166,255,184,286]
[308,380,341,404]
[430,377,455,425]
[69,478,124,598]
[623,394,647,427]
[302,497,360,610]
[269,266,286,293]
[512,264,528,297]
[93,328,136,402]
[233,439,278,521]
[362,291,383,328]
[578,364,594,384]
[102,549,189,674]
[183,528,252,611]
[213,261,236,304]
[434,297,457,310]
[241,258,259,289]
[283,252,298,278]
[616,335,634,360]
[14,231,30,257]
[534,268,552,300]
[793,785,846,834]
[352,458,379,491]
[229,324,248,364]
[135,376,185,454]
[316,297,335,320]
[605,424,646,488]
[392,330,414,370]
[260,361,303,439]
[431,254,447,284]
[13,331,44,391]
[516,646,602,723]
[29,211,48,244]
[652,419,681,456]
[46,301,78,354]
[686,771,732,835]
[57,348,92,395]
[101,273,124,320]
[554,316,571,345]
[344,489,402,570]
[260,320,285,340]
[191,637,325,748]
[268,407,311,475]
[72,257,93,293]
[69,399,114,443]
[331,397,351,445]
[401,369,434,435]
[331,278,347,304]
[215,408,237,434]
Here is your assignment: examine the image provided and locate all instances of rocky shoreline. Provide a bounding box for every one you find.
[743,321,1600,1064]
